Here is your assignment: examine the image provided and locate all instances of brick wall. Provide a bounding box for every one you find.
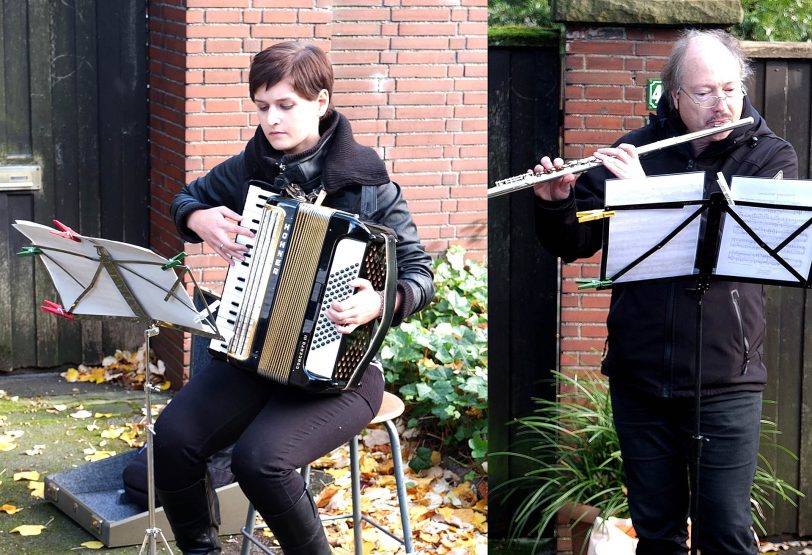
[147,0,487,385]
[559,26,682,372]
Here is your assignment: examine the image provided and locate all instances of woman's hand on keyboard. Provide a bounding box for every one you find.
[187,206,255,265]
[325,278,381,334]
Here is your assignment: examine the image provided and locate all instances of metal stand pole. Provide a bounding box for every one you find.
[689,281,708,555]
[139,324,174,555]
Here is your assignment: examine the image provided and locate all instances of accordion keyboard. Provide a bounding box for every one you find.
[210,186,272,356]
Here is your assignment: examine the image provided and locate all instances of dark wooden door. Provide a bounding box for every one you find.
[488,41,561,538]
[0,1,148,371]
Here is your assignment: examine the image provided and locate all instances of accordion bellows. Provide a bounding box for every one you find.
[209,186,397,393]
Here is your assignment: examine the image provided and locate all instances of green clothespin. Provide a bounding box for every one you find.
[161,251,187,270]
[575,278,613,290]
[17,246,43,257]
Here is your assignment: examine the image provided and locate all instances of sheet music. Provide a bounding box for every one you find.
[604,172,705,206]
[715,177,812,282]
[604,172,705,283]
[14,220,218,335]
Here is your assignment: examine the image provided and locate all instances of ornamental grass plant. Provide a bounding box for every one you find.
[497,370,802,549]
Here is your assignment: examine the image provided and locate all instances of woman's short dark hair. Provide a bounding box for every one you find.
[249,41,334,118]
[661,29,752,110]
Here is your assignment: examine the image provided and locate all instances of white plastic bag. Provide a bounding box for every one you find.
[587,516,638,555]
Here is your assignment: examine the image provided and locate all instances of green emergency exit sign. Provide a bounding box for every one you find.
[647,79,663,110]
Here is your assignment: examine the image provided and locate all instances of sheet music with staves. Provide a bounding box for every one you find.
[604,172,705,283]
[716,177,812,283]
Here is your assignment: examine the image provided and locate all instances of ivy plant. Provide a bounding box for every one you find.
[381,245,488,469]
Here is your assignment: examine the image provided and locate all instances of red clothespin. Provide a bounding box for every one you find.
[50,219,81,242]
[41,300,75,320]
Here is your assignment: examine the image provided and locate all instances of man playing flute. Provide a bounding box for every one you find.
[534,29,797,555]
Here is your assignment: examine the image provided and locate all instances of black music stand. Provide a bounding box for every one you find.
[13,220,221,555]
[578,173,812,555]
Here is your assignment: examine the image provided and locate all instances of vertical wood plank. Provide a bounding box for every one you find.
[0,0,7,155]
[75,0,103,362]
[0,193,11,370]
[786,61,810,180]
[28,0,59,367]
[489,43,561,538]
[9,193,36,368]
[2,0,32,157]
[96,0,147,354]
[50,0,82,364]
[801,294,812,535]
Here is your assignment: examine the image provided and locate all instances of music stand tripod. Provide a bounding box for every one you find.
[581,175,812,555]
[13,220,221,555]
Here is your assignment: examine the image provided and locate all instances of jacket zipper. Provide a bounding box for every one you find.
[730,289,750,374]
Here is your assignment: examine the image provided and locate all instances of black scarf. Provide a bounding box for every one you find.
[243,110,390,195]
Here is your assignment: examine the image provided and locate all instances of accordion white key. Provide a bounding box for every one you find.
[209,185,397,393]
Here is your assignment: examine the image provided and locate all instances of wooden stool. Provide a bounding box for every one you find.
[239,391,415,554]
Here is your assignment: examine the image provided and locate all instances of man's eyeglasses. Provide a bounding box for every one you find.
[678,86,746,109]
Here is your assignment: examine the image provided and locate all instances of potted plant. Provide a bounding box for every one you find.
[494,370,802,554]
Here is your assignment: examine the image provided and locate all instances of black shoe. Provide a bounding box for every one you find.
[156,476,221,555]
[262,489,332,555]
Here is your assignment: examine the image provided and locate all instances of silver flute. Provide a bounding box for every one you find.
[488,117,755,199]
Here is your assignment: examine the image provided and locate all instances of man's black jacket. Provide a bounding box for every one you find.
[536,96,798,397]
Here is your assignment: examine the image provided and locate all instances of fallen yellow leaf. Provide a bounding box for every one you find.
[13,471,40,481]
[0,441,17,452]
[28,481,45,498]
[101,427,126,439]
[62,368,79,382]
[84,450,115,462]
[10,524,46,536]
[94,413,113,418]
[81,540,105,549]
[1,503,22,514]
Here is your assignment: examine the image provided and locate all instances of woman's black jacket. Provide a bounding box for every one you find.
[535,97,798,397]
[171,112,435,326]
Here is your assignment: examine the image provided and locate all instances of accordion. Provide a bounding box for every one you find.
[209,185,397,393]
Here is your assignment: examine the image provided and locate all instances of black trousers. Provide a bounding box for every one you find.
[610,385,761,555]
[153,358,384,516]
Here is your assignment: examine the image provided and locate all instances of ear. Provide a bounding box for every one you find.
[317,89,329,117]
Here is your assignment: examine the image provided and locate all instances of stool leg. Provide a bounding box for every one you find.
[350,435,363,555]
[240,503,257,555]
[385,419,415,554]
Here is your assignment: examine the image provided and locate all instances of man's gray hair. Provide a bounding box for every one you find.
[661,29,752,110]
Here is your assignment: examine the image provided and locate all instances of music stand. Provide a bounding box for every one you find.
[577,173,812,555]
[14,220,222,555]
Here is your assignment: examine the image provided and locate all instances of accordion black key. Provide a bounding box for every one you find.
[209,186,397,393]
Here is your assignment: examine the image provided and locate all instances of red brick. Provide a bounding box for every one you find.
[585,56,625,71]
[391,8,451,21]
[390,37,449,50]
[583,85,627,100]
[398,22,457,35]
[332,8,391,21]
[251,25,315,39]
[568,40,634,56]
[568,70,634,86]
[636,42,675,57]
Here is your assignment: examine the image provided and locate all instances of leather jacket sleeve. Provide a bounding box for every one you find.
[369,182,436,325]
[170,154,248,243]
